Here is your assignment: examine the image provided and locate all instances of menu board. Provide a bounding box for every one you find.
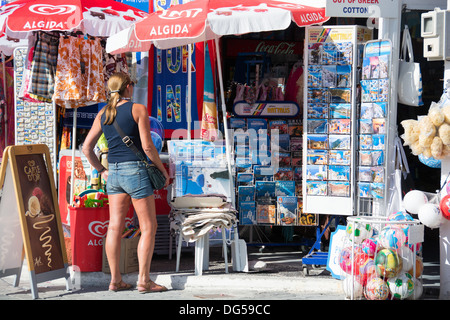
[0,144,70,299]
[303,26,372,216]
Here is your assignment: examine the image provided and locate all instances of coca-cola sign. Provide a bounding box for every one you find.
[226,39,303,57]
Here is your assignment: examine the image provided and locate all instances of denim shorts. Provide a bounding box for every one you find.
[106,161,154,199]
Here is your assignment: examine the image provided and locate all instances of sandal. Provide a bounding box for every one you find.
[137,280,168,293]
[109,280,133,292]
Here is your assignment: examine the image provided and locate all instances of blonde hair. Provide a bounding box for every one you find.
[102,72,133,125]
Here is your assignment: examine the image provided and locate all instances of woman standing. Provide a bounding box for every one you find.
[82,72,170,293]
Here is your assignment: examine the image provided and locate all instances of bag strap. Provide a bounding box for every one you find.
[400,25,414,62]
[112,116,152,167]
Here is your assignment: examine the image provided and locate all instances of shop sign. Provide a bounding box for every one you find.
[233,101,300,118]
[225,39,303,57]
[325,0,399,18]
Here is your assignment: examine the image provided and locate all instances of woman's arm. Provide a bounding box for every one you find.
[133,103,170,187]
[82,112,108,179]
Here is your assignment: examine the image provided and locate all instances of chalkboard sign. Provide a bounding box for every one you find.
[0,144,70,299]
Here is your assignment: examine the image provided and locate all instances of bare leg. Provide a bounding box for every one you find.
[106,193,131,285]
[132,194,157,285]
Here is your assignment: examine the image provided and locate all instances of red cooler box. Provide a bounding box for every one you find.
[70,205,134,272]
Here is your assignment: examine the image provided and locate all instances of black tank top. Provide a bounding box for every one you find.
[101,102,146,163]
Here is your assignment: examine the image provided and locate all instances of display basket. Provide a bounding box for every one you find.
[339,214,424,300]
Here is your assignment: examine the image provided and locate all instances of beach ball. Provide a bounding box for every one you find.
[151,131,163,153]
[439,194,450,220]
[149,116,164,140]
[387,272,414,300]
[361,238,377,257]
[378,226,407,250]
[418,203,444,229]
[339,246,368,276]
[342,275,364,299]
[398,246,414,272]
[346,221,373,243]
[403,190,428,214]
[408,256,424,278]
[364,277,389,300]
[375,248,402,278]
[359,258,377,284]
[407,278,423,300]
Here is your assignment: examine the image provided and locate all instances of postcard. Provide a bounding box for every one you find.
[328,165,350,181]
[362,57,371,80]
[322,43,337,64]
[360,79,371,102]
[308,65,322,87]
[360,103,373,119]
[329,134,351,150]
[330,88,351,104]
[360,134,373,150]
[358,182,371,198]
[328,181,350,197]
[329,150,351,165]
[308,88,325,103]
[370,183,384,199]
[307,150,328,165]
[372,118,386,134]
[322,65,337,87]
[359,166,372,182]
[372,102,387,118]
[308,104,328,119]
[378,54,389,78]
[372,150,384,166]
[372,134,385,150]
[308,119,328,134]
[378,78,389,96]
[371,166,384,183]
[336,42,353,65]
[369,80,379,102]
[308,134,328,150]
[336,65,352,88]
[329,103,351,119]
[308,43,322,65]
[306,180,327,196]
[329,119,351,134]
[306,165,327,180]
[360,119,373,134]
[359,150,372,166]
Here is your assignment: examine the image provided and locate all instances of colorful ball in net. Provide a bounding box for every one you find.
[408,256,424,278]
[398,246,414,272]
[387,211,414,241]
[342,275,364,299]
[149,116,164,140]
[359,257,377,284]
[378,226,406,250]
[403,190,428,214]
[364,277,389,300]
[339,246,368,276]
[387,272,414,300]
[361,237,377,257]
[375,248,402,278]
[418,203,444,229]
[346,221,373,244]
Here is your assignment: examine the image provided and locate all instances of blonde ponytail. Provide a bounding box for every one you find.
[102,72,133,125]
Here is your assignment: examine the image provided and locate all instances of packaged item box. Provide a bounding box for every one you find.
[239,201,256,225]
[102,236,140,273]
[277,196,298,226]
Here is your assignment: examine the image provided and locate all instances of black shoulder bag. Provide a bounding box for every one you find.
[112,119,166,190]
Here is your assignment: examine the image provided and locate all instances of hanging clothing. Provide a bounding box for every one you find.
[29,32,59,102]
[285,62,303,103]
[53,35,106,108]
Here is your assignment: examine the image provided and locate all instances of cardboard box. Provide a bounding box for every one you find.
[102,236,140,274]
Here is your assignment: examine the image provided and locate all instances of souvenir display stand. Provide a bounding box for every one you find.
[302,25,374,270]
[340,215,424,300]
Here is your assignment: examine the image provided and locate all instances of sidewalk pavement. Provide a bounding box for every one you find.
[0,244,441,301]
